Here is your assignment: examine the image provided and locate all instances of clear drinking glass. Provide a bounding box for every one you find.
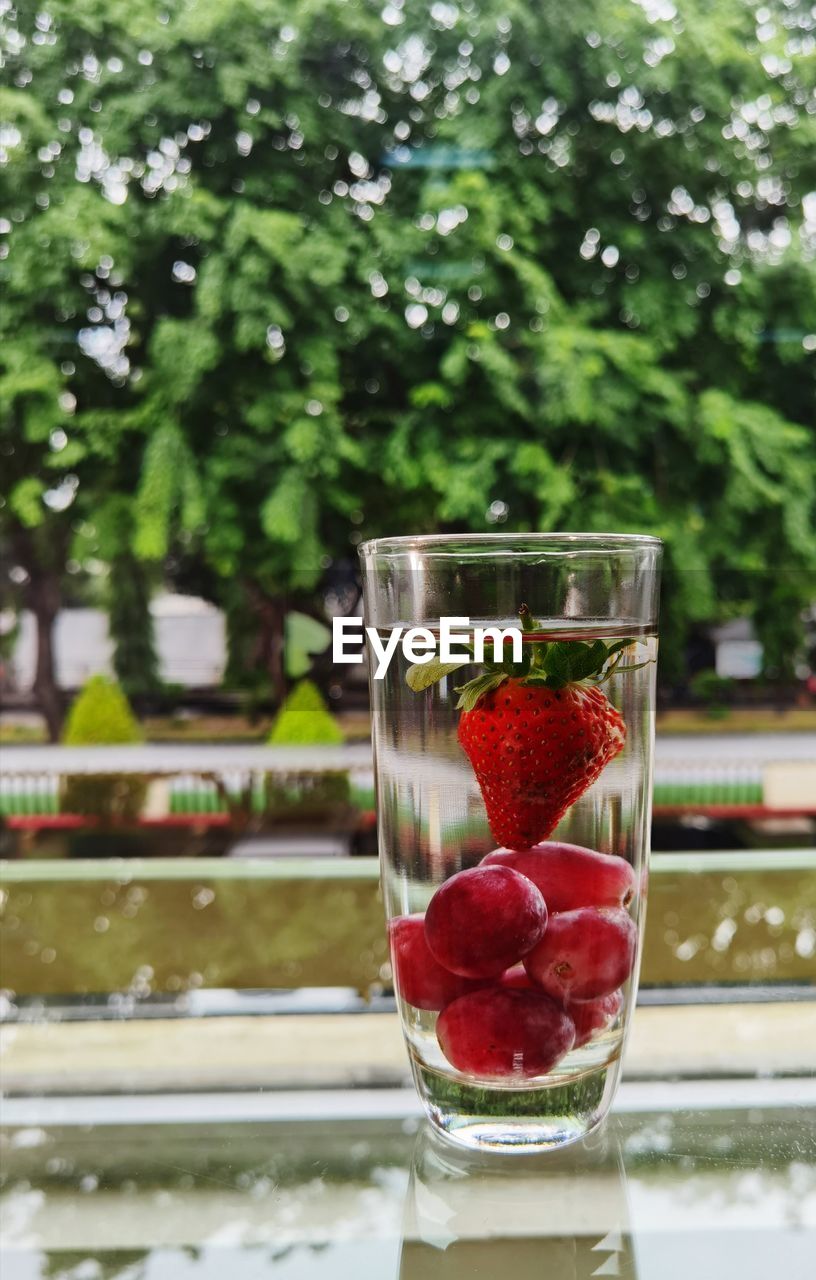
[360,533,662,1152]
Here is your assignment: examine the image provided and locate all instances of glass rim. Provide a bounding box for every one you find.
[359,531,663,558]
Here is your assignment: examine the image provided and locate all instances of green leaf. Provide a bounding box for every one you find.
[406,656,470,692]
[454,670,508,712]
[521,672,561,689]
[134,423,203,560]
[543,642,573,686]
[518,636,645,690]
[500,647,532,678]
[261,469,309,545]
[604,639,635,659]
[569,640,608,681]
[9,477,45,528]
[410,382,454,410]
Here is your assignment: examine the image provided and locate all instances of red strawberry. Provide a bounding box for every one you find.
[405,616,641,852]
[458,678,625,850]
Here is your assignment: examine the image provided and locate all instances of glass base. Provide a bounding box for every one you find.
[414,1059,619,1154]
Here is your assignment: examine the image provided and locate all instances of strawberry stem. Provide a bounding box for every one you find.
[519,602,550,671]
[518,603,536,631]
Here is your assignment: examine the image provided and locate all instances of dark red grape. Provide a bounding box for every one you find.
[389,915,487,1011]
[437,986,576,1079]
[524,907,637,1001]
[481,842,635,913]
[568,989,624,1047]
[425,865,547,978]
[499,963,535,990]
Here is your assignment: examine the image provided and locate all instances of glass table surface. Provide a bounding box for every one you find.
[1,1085,814,1280]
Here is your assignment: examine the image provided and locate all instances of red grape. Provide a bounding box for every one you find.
[437,987,576,1079]
[524,907,637,1001]
[568,989,624,1047]
[425,866,548,978]
[481,842,635,913]
[500,963,535,990]
[389,915,487,1011]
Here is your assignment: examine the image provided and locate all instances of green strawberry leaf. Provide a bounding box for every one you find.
[608,660,651,676]
[593,642,637,685]
[405,656,470,693]
[517,635,643,690]
[454,670,508,712]
[569,639,608,681]
[530,640,550,668]
[405,616,647,705]
[519,672,562,689]
[481,637,510,665]
[500,648,532,679]
[604,638,635,659]
[543,642,573,686]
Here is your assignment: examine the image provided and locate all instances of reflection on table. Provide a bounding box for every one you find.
[400,1123,637,1278]
[1,1087,814,1278]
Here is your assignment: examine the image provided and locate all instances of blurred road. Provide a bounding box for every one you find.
[654,733,815,762]
[0,734,813,775]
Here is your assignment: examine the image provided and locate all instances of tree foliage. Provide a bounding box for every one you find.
[2,0,815,709]
[96,495,160,695]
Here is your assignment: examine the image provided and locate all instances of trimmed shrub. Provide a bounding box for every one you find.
[268,680,344,746]
[62,676,147,823]
[267,680,347,820]
[63,675,143,745]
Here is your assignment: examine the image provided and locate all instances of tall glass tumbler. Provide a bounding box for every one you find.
[359,534,662,1152]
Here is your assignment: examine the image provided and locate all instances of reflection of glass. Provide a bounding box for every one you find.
[399,1121,638,1279]
[361,534,662,1151]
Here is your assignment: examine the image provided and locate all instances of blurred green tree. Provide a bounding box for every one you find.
[2,0,814,724]
[98,497,160,697]
[0,7,154,734]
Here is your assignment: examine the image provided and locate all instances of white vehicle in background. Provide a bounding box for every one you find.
[4,593,227,693]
